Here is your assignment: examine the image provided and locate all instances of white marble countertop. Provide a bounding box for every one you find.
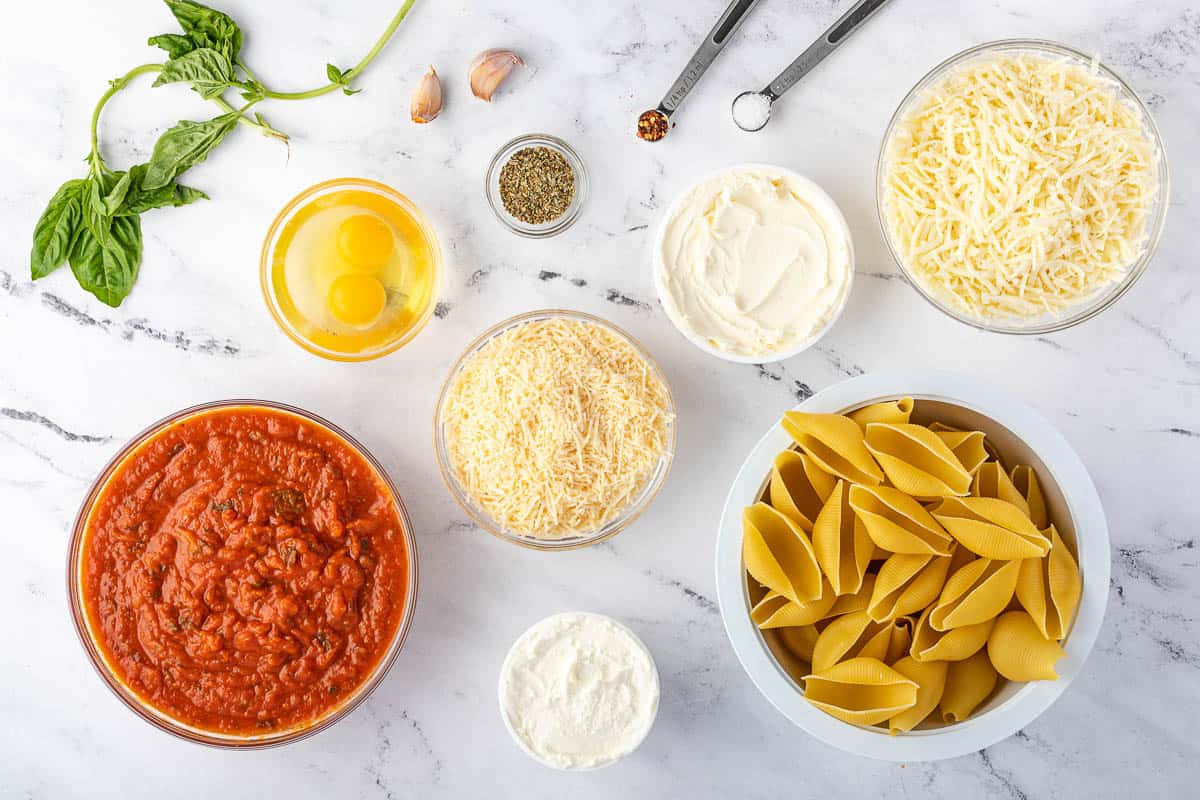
[2,0,1196,796]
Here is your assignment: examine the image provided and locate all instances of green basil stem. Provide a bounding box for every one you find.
[89,64,161,163]
[89,65,286,168]
[256,0,415,100]
[209,95,288,142]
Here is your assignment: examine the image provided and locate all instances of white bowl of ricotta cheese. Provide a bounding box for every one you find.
[653,164,854,363]
[498,612,660,770]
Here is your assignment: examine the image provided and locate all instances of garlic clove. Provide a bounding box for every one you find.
[469,48,525,102]
[411,65,443,124]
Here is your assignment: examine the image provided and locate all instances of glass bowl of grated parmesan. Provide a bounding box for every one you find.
[876,39,1168,334]
[433,309,676,550]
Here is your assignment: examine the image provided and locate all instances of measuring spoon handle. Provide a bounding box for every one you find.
[659,0,763,113]
[764,0,894,100]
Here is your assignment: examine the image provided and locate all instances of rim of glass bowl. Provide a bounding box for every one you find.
[259,177,443,361]
[66,400,419,749]
[433,309,676,551]
[875,39,1170,335]
[485,134,589,238]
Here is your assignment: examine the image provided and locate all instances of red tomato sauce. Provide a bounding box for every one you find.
[80,407,410,735]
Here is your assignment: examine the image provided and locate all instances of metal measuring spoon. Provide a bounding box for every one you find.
[637,0,763,141]
[732,0,895,132]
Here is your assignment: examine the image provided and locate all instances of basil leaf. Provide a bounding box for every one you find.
[116,163,207,215]
[240,79,265,103]
[81,175,112,244]
[102,171,133,215]
[162,0,243,62]
[148,33,195,59]
[143,112,239,191]
[122,184,207,214]
[31,179,85,279]
[153,47,235,99]
[326,63,360,95]
[68,215,142,308]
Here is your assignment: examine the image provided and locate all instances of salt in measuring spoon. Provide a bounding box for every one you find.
[732,0,895,132]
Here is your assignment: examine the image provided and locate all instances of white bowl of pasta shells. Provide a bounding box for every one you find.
[715,370,1109,761]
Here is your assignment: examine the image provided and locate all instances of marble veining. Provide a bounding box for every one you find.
[1,0,1197,797]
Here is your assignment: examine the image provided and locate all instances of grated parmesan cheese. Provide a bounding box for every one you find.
[443,317,672,539]
[882,53,1159,320]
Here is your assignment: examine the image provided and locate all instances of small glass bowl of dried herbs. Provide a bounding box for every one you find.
[486,134,588,238]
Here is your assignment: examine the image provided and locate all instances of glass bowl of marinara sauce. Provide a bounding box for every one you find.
[67,400,418,748]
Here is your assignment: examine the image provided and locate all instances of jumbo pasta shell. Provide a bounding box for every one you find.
[811,610,893,673]
[751,579,838,628]
[769,450,836,531]
[931,496,1051,559]
[849,484,954,556]
[864,423,973,499]
[929,558,1020,630]
[743,502,824,604]
[781,412,884,486]
[869,550,954,621]
[888,656,948,733]
[751,592,792,627]
[812,482,874,596]
[1010,465,1049,529]
[932,428,989,475]
[847,397,914,430]
[1015,525,1081,640]
[939,650,997,724]
[777,625,820,663]
[948,539,977,573]
[987,610,1066,681]
[885,617,914,664]
[803,657,918,727]
[911,606,993,662]
[972,462,1030,518]
[824,573,877,619]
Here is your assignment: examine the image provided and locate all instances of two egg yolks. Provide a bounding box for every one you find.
[327,214,394,326]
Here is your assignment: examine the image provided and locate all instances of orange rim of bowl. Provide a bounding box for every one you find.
[259,177,443,362]
[432,309,676,551]
[66,399,419,748]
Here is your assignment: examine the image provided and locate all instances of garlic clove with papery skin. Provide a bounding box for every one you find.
[411,65,442,124]
[469,49,524,102]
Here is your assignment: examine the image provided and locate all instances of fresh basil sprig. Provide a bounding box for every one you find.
[30,0,416,307]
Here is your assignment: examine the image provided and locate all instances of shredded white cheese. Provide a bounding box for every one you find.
[882,53,1159,320]
[443,317,672,539]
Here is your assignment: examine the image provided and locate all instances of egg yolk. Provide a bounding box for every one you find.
[328,273,387,326]
[337,214,394,272]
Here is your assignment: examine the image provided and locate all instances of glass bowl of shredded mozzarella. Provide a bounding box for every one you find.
[433,309,676,551]
[876,39,1168,334]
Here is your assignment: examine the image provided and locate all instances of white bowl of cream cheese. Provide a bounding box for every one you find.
[498,612,660,770]
[653,164,854,363]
